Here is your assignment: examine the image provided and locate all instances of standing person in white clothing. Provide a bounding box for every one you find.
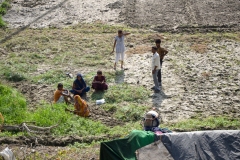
[111,30,130,70]
[151,46,161,93]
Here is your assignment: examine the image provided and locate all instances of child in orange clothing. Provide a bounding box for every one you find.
[53,83,73,104]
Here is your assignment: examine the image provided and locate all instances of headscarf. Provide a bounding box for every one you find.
[74,95,89,117]
[74,73,87,89]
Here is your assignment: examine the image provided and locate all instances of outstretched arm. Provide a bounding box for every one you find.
[123,32,130,36]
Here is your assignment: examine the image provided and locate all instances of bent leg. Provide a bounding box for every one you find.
[80,87,90,97]
[103,83,108,90]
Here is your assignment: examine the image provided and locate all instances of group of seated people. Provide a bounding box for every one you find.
[53,70,108,117]
[53,71,170,133]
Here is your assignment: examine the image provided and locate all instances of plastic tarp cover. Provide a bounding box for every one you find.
[137,140,174,160]
[100,130,155,160]
[162,130,240,160]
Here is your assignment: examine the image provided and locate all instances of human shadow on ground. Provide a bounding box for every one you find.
[91,90,105,101]
[114,70,125,84]
[0,0,69,43]
[151,87,171,108]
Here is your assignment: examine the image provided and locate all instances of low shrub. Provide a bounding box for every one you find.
[0,84,27,124]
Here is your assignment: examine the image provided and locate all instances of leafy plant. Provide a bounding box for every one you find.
[3,70,26,82]
[0,84,27,124]
[1,1,11,9]
[0,8,6,15]
[0,0,11,28]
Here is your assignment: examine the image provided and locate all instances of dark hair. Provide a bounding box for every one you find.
[152,46,157,50]
[155,39,161,44]
[118,30,123,34]
[57,83,63,88]
[97,70,102,75]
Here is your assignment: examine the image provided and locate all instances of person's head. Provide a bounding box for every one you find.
[155,39,161,47]
[118,30,123,37]
[74,95,80,101]
[76,73,82,81]
[152,46,157,53]
[97,70,102,77]
[57,83,63,90]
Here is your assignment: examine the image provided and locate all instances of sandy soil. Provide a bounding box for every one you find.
[3,0,240,31]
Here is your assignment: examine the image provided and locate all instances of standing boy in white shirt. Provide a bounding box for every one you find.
[151,46,161,93]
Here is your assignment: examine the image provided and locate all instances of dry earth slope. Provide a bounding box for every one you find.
[3,0,240,31]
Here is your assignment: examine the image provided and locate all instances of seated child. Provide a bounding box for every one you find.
[54,83,73,104]
[92,70,108,91]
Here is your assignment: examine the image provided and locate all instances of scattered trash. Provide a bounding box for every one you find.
[0,147,15,160]
[96,99,105,105]
[66,73,73,78]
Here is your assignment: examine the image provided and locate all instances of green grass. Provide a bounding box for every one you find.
[0,83,143,137]
[104,84,150,103]
[32,69,67,84]
[0,15,5,27]
[0,84,27,124]
[166,116,240,131]
[3,69,26,82]
[114,103,147,122]
[0,0,11,28]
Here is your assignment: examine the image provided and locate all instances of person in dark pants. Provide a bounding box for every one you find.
[151,46,161,93]
[70,73,90,98]
[155,39,168,87]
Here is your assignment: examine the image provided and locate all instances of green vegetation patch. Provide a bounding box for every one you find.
[0,0,11,28]
[167,116,240,131]
[3,69,26,82]
[54,116,110,136]
[0,84,27,124]
[0,16,5,27]
[0,84,144,138]
[32,69,67,84]
[104,84,150,103]
[114,103,146,122]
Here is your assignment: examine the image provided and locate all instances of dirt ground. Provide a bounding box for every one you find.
[1,38,240,159]
[6,35,239,123]
[1,0,240,159]
[3,0,240,31]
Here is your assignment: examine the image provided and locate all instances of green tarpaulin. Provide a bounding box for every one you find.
[100,130,155,160]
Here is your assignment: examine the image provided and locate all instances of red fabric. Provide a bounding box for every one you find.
[92,76,108,91]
